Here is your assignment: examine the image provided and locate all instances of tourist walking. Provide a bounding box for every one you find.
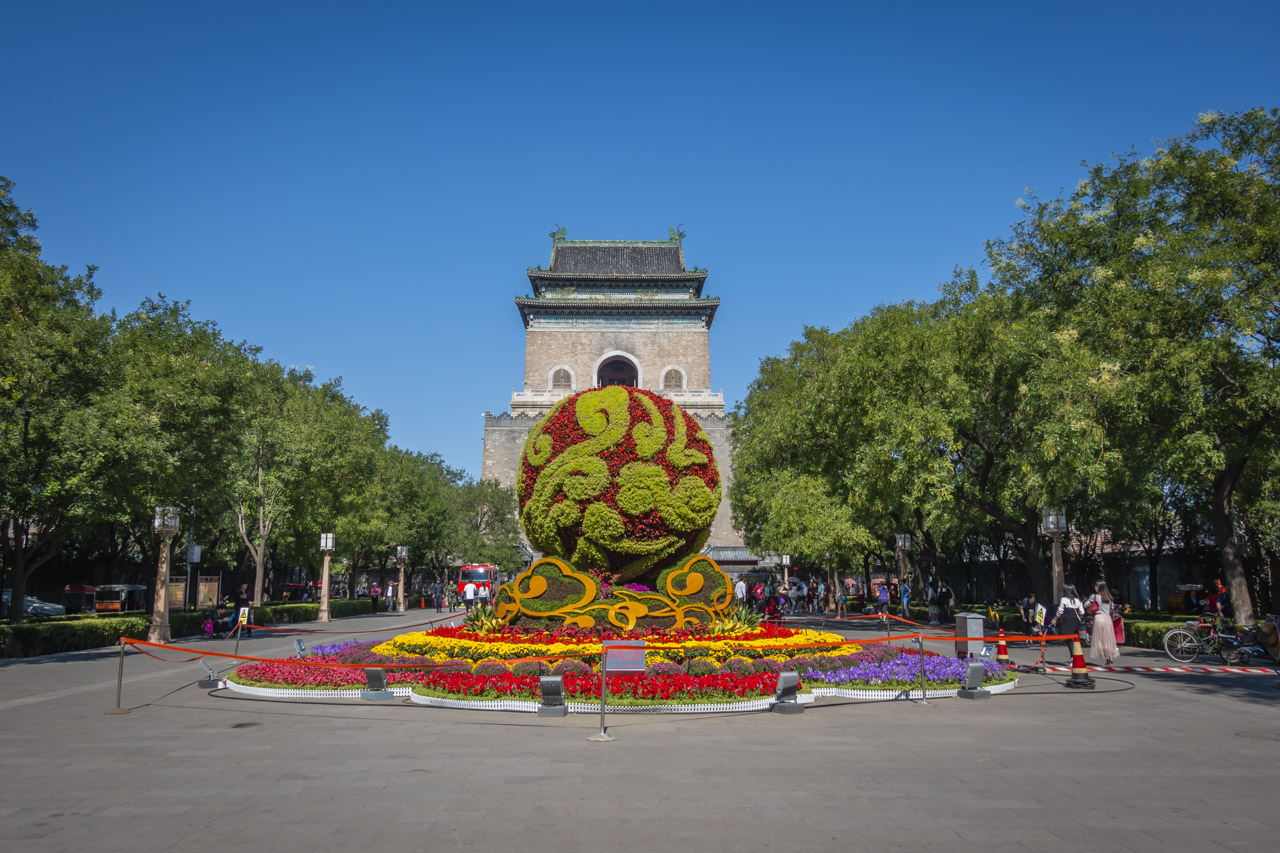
[431,578,444,612]
[463,580,477,612]
[876,583,890,626]
[1087,581,1119,665]
[900,582,911,621]
[1049,584,1087,657]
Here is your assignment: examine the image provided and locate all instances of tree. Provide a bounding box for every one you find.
[0,177,115,623]
[986,108,1280,623]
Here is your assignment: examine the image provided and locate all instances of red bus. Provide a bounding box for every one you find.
[457,564,499,597]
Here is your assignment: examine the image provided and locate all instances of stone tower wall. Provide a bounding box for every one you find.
[523,329,711,392]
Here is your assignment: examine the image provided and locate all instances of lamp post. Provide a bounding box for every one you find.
[318,533,335,623]
[395,546,408,613]
[1042,507,1067,604]
[148,507,180,643]
[825,551,834,613]
[894,532,911,590]
[782,554,791,585]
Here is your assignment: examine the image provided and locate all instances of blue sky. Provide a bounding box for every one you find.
[4,1,1277,477]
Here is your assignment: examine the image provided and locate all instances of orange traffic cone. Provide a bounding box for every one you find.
[1064,636,1095,689]
[996,629,1011,668]
[420,596,425,609]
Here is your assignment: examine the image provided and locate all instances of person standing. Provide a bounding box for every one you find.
[734,577,747,608]
[370,583,381,612]
[477,581,490,609]
[1087,581,1119,665]
[936,581,954,624]
[463,580,477,612]
[900,582,911,621]
[232,583,253,637]
[431,577,444,613]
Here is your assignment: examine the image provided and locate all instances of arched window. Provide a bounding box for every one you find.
[596,357,638,387]
[662,368,685,390]
[551,368,572,391]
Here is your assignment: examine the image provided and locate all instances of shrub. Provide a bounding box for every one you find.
[512,660,551,677]
[751,658,784,674]
[685,658,719,676]
[551,659,592,676]
[722,657,754,675]
[786,656,817,674]
[644,661,686,676]
[473,660,512,675]
[0,616,151,658]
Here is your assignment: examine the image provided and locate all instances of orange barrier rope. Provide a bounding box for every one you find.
[243,612,459,635]
[120,638,593,670]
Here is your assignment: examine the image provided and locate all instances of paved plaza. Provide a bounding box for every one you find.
[1,611,1277,853]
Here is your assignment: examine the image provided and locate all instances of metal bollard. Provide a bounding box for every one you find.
[105,640,131,715]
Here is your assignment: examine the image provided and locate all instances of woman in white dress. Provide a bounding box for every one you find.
[1087,581,1120,665]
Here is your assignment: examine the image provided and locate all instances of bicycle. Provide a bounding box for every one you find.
[1162,615,1268,665]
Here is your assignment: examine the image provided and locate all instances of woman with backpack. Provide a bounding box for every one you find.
[1049,584,1087,654]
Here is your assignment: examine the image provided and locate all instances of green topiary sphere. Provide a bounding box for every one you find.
[518,386,721,584]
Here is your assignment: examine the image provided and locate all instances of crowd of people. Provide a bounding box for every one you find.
[731,575,961,627]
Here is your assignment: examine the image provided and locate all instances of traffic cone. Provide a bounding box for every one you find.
[996,629,1011,668]
[420,596,425,609]
[1064,636,1095,689]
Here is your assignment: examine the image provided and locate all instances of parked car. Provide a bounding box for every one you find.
[1,590,67,617]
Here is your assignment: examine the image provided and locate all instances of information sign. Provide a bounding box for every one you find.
[1035,604,1047,626]
[602,640,646,672]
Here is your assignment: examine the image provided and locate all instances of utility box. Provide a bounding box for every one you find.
[954,612,984,656]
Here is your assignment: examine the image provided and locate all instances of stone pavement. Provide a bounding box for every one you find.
[1,610,1277,853]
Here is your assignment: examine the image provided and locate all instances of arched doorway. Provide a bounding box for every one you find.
[596,356,638,387]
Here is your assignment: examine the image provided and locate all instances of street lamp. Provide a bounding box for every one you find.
[395,545,408,613]
[318,533,335,623]
[1042,507,1067,604]
[782,554,791,585]
[825,551,834,612]
[894,532,912,589]
[148,507,181,643]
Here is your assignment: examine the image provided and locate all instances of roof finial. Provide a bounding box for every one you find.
[670,224,686,243]
[549,224,566,242]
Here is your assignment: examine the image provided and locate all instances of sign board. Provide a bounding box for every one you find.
[602,640,646,672]
[197,575,220,608]
[1035,604,1047,626]
[168,578,187,611]
[238,607,250,627]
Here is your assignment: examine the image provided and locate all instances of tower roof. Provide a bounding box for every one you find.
[529,227,706,280]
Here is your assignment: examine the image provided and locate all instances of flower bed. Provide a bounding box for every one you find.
[799,645,1017,689]
[410,670,790,705]
[369,623,851,667]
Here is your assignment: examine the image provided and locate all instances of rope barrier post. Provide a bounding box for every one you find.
[917,633,928,705]
[105,640,130,715]
[588,648,615,742]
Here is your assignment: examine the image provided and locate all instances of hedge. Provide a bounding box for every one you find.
[0,598,373,658]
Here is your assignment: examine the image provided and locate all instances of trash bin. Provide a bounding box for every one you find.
[954,612,984,657]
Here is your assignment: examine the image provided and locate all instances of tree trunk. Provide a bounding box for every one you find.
[6,562,31,626]
[1210,461,1254,625]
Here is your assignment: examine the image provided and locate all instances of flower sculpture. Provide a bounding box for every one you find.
[492,385,728,628]
[518,386,721,582]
